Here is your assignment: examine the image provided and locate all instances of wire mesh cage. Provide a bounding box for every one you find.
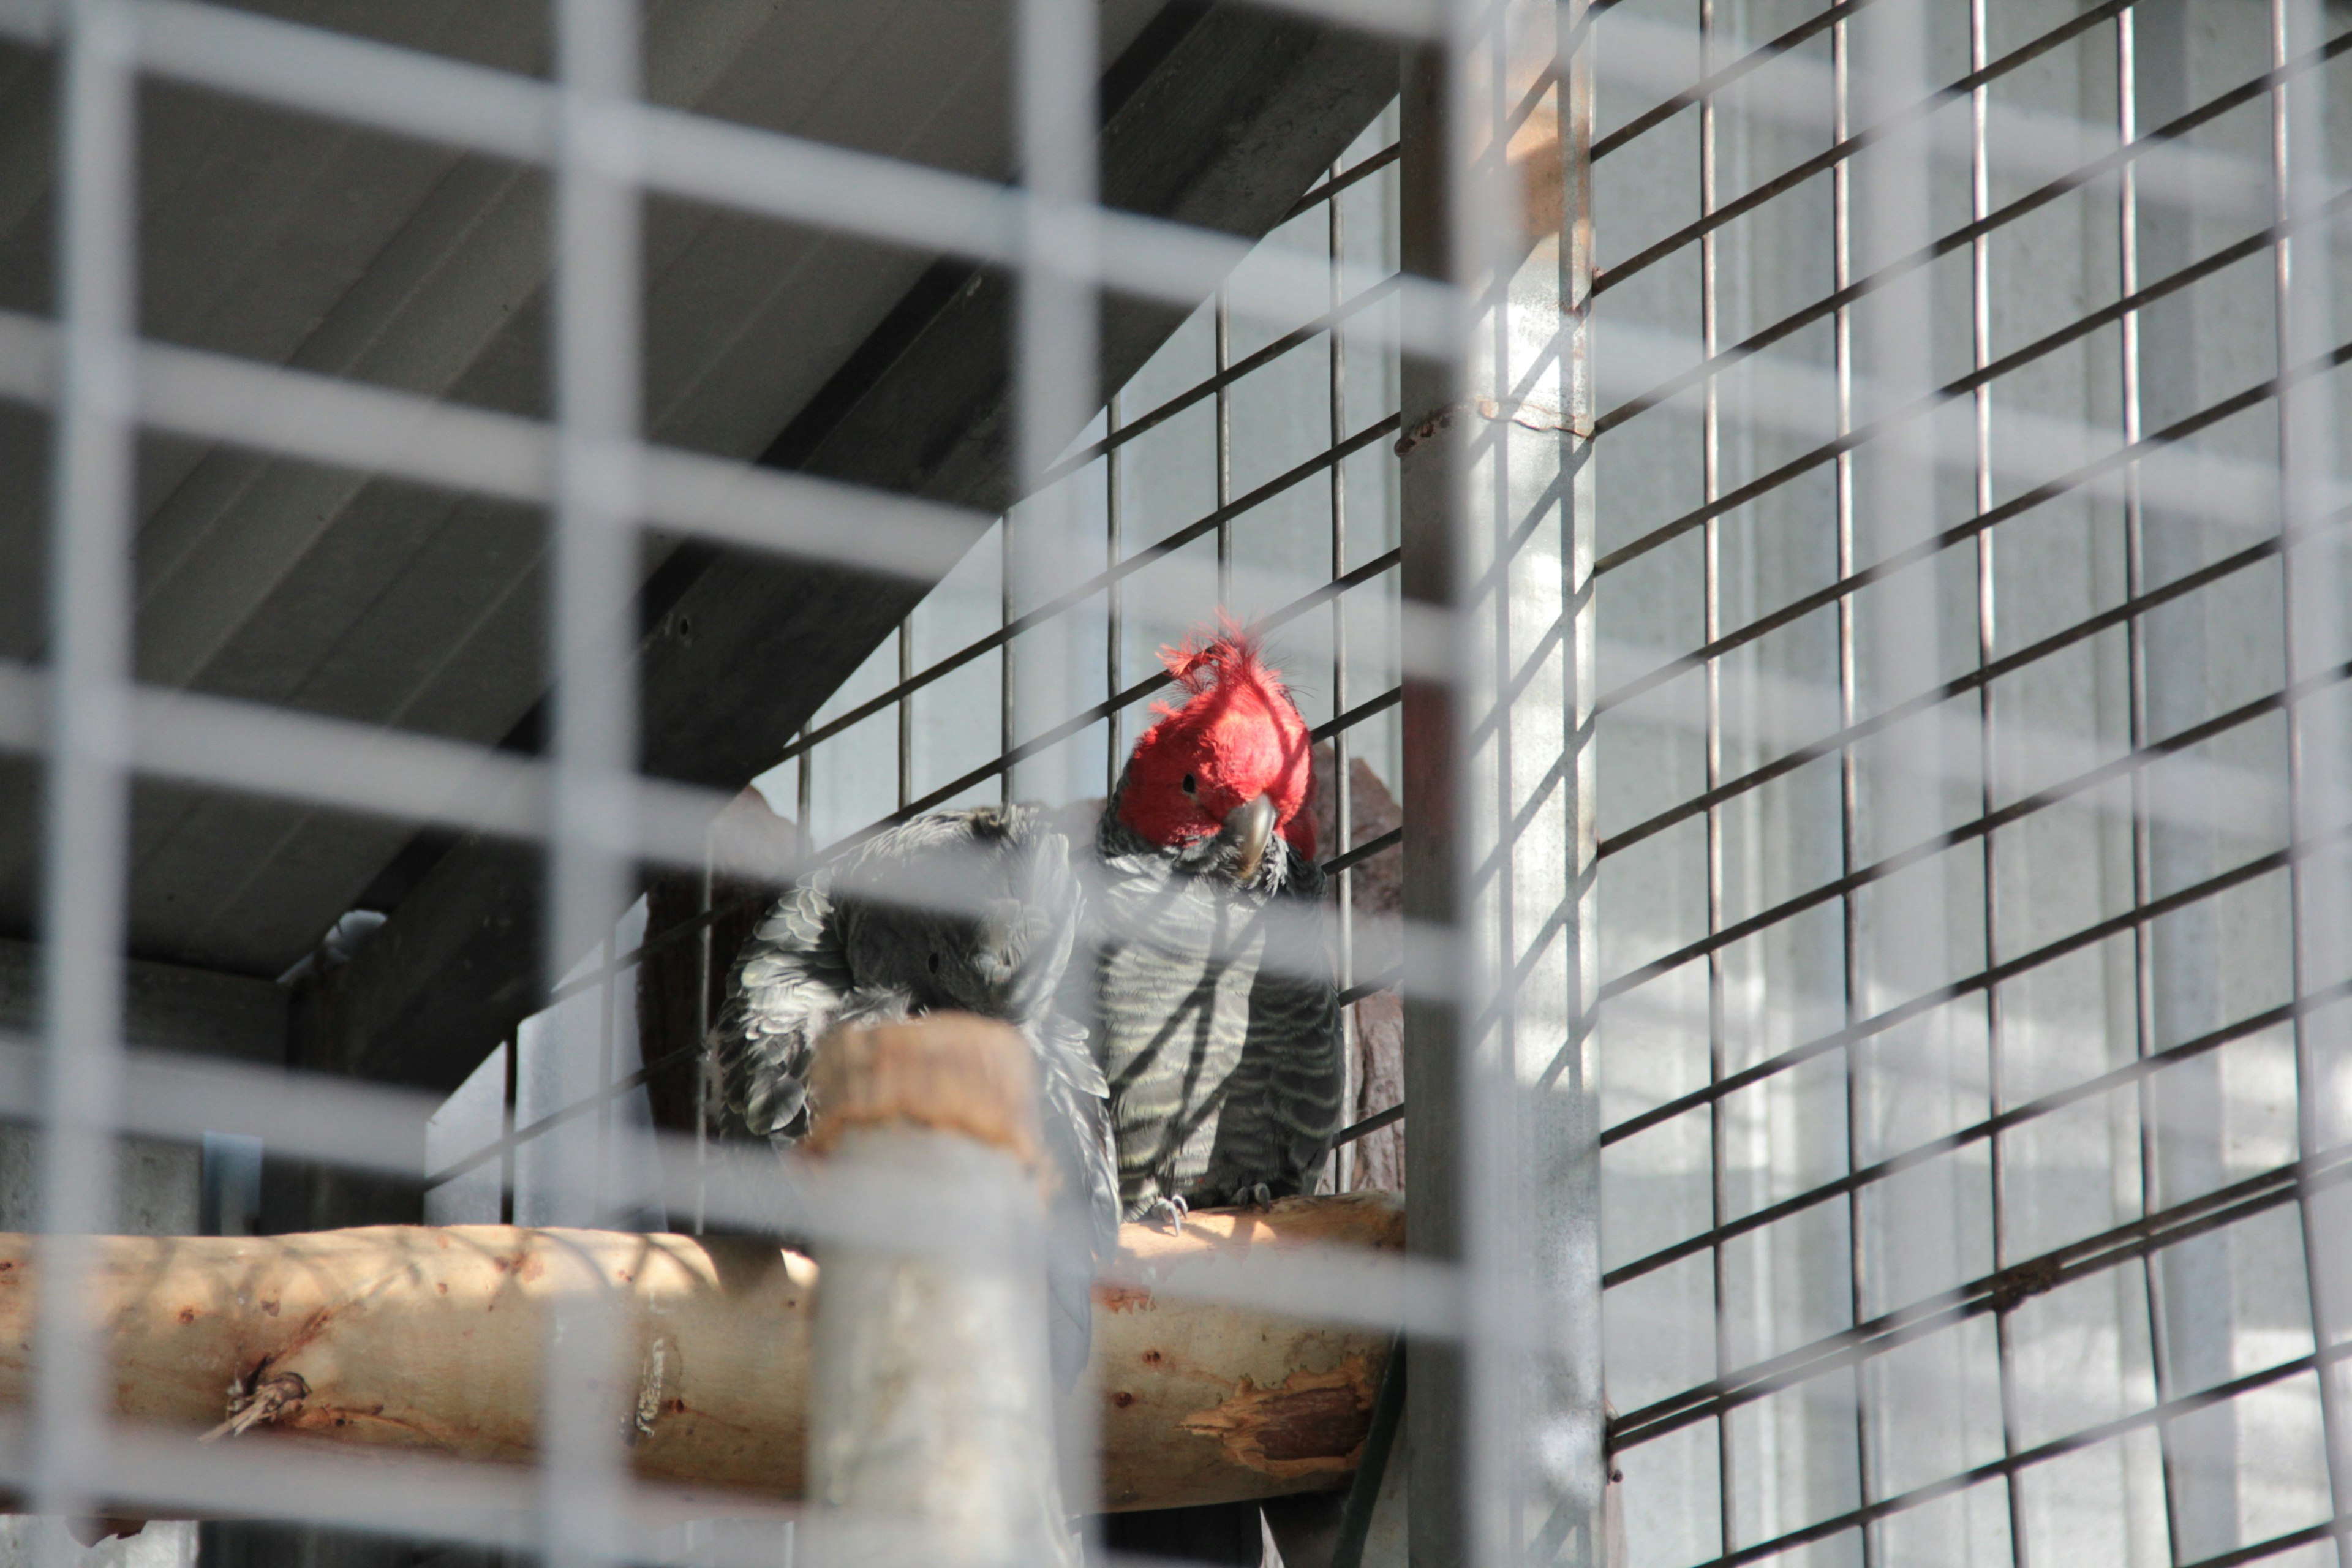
[0,0,2345,1566]
[1589,1,2352,1564]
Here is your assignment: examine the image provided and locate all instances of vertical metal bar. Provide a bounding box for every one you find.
[1001,514,1017,806]
[1412,0,1599,1557]
[502,1033,519,1226]
[1015,0,1098,1556]
[2268,0,2352,1541]
[1969,2,2030,1561]
[2115,16,2192,1559]
[1400,37,1468,1564]
[1216,284,1234,607]
[546,3,640,1567]
[1830,10,1871,1564]
[1559,7,1608,1560]
[1468,9,1517,1553]
[1330,156,1357,1196]
[549,0,640,1091]
[1852,1,1939,1558]
[898,615,914,812]
[694,837,711,1237]
[1697,0,1740,1556]
[797,718,813,839]
[1107,388,1123,795]
[34,0,137,1539]
[595,929,615,1224]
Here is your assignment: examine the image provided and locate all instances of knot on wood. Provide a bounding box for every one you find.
[1986,1255,2064,1313]
[1177,1353,1379,1478]
[201,1364,311,1443]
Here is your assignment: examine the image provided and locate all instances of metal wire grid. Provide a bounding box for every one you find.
[410,115,1411,1231]
[41,0,2352,1561]
[0,0,1494,1558]
[1588,1,2352,1565]
[763,115,1408,1125]
[36,0,2345,1559]
[767,170,1409,832]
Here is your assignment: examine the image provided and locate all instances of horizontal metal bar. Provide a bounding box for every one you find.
[1033,271,1404,491]
[1588,792,2350,1134]
[0,1412,805,1567]
[11,663,1366,994]
[1323,825,1402,876]
[1707,1347,2340,1564]
[51,0,1462,354]
[0,1016,1474,1340]
[1589,0,1874,164]
[1604,973,2352,1287]
[884,540,1400,818]
[1212,0,1444,42]
[1597,531,2291,861]
[1590,0,2132,296]
[480,898,1408,1191]
[774,419,1401,767]
[1278,140,1401,224]
[0,665,1433,1027]
[1333,1100,1405,1147]
[0,1029,437,1179]
[1596,111,2352,441]
[1593,335,2352,702]
[0,309,989,586]
[421,1031,705,1191]
[1596,658,2349,1021]
[1313,684,1404,742]
[2180,1522,2348,1568]
[0,659,753,878]
[1610,1137,2352,1454]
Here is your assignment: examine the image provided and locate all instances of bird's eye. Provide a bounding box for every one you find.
[1181,773,1197,796]
[927,951,942,974]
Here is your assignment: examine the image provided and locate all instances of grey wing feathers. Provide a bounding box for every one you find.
[710,873,856,1147]
[706,802,1119,1387]
[712,804,1067,1147]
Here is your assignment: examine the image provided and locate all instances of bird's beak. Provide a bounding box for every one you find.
[1227,794,1277,883]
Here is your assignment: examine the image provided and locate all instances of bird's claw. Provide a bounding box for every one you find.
[1143,1195,1188,1235]
[1246,1182,1275,1211]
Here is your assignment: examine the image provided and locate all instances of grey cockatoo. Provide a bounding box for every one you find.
[709,627,1344,1395]
[1078,628,1346,1226]
[707,803,1117,1387]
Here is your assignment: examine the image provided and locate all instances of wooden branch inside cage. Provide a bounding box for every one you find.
[0,1194,1401,1516]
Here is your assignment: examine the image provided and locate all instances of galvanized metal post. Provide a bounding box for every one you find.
[1400,37,1464,1567]
[801,1019,1074,1568]
[1401,2,1600,1562]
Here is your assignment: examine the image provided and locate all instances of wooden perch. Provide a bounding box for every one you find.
[0,1194,1401,1514]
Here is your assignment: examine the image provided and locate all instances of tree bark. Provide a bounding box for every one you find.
[0,1194,1399,1515]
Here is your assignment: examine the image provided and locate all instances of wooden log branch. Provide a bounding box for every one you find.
[0,1195,1401,1515]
